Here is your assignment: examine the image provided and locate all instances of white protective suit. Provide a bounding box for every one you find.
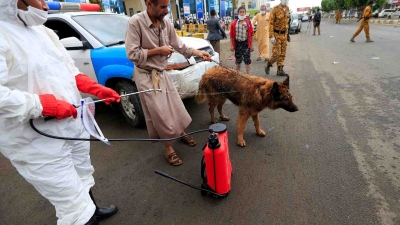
[0,1,96,224]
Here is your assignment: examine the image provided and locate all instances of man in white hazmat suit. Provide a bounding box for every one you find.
[0,0,120,224]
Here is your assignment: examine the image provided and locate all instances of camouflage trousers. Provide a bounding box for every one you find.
[353,21,370,38]
[268,33,287,67]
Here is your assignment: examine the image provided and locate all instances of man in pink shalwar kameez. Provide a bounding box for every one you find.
[125,0,211,166]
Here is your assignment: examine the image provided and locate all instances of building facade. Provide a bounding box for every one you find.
[46,0,268,20]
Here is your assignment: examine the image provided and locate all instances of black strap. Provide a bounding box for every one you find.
[274,29,286,34]
[201,143,207,181]
[201,155,206,180]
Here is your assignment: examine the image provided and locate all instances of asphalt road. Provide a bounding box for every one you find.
[1,21,400,225]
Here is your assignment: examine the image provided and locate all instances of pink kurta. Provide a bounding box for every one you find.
[125,11,194,145]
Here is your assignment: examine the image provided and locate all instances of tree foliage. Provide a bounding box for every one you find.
[321,0,334,12]
[321,0,388,11]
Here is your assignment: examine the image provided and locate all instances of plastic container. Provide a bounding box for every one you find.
[203,123,232,195]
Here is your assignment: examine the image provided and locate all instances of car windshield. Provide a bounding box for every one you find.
[72,14,129,46]
[292,14,299,20]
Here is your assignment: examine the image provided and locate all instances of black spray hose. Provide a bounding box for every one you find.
[155,170,225,197]
[29,119,209,142]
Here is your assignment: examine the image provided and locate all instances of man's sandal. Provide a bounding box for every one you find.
[181,135,197,147]
[165,152,182,166]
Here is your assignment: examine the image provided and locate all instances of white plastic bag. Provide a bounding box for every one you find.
[81,97,111,146]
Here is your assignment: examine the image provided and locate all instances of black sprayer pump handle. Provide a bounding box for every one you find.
[155,170,224,197]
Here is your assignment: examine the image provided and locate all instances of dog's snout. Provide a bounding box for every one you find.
[288,105,298,112]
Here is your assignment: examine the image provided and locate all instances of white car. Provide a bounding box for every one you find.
[379,9,396,18]
[388,9,400,19]
[45,12,219,127]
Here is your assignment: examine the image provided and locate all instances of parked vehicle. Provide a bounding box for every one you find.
[301,14,309,22]
[45,12,219,127]
[289,13,302,34]
[379,9,395,18]
[388,9,400,19]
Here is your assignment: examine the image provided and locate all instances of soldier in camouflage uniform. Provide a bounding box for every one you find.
[350,0,375,43]
[265,0,290,76]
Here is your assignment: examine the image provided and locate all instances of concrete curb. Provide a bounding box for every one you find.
[323,18,400,25]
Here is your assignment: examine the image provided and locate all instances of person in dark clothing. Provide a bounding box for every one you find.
[174,19,181,30]
[287,12,291,42]
[313,8,322,35]
[206,10,227,56]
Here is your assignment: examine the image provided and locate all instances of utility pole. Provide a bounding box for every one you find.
[204,0,207,19]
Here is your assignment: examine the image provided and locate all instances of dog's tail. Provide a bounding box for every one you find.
[195,80,208,103]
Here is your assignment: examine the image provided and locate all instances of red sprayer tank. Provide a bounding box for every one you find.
[202,123,232,196]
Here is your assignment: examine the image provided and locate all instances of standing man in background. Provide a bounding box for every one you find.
[287,11,291,42]
[206,10,227,57]
[336,10,342,24]
[313,8,321,35]
[252,5,270,62]
[265,0,290,77]
[350,1,375,43]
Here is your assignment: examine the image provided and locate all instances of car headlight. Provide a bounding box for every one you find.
[167,52,190,70]
[193,46,214,63]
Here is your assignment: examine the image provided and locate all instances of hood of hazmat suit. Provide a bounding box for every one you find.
[0,0,95,224]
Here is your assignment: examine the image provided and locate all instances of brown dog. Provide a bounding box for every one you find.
[196,66,298,147]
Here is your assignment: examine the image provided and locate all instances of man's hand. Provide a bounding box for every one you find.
[158,46,174,57]
[270,37,276,45]
[193,49,212,61]
[230,46,235,52]
[250,45,254,52]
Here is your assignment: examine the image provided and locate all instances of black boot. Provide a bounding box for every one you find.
[265,61,272,75]
[85,214,98,225]
[89,190,118,221]
[277,66,289,77]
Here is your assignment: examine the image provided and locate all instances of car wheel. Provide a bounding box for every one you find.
[388,16,391,19]
[115,80,146,128]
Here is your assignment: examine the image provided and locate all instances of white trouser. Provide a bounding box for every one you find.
[1,118,96,225]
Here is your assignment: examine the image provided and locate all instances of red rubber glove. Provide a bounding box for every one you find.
[39,94,77,120]
[75,74,120,105]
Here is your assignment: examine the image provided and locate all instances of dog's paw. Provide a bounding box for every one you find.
[211,117,218,124]
[237,139,246,147]
[220,116,230,121]
[257,129,266,137]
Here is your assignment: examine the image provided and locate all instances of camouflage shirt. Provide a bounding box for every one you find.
[269,4,290,37]
[362,5,373,20]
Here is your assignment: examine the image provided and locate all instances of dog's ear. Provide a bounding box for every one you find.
[282,76,289,89]
[272,82,280,101]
